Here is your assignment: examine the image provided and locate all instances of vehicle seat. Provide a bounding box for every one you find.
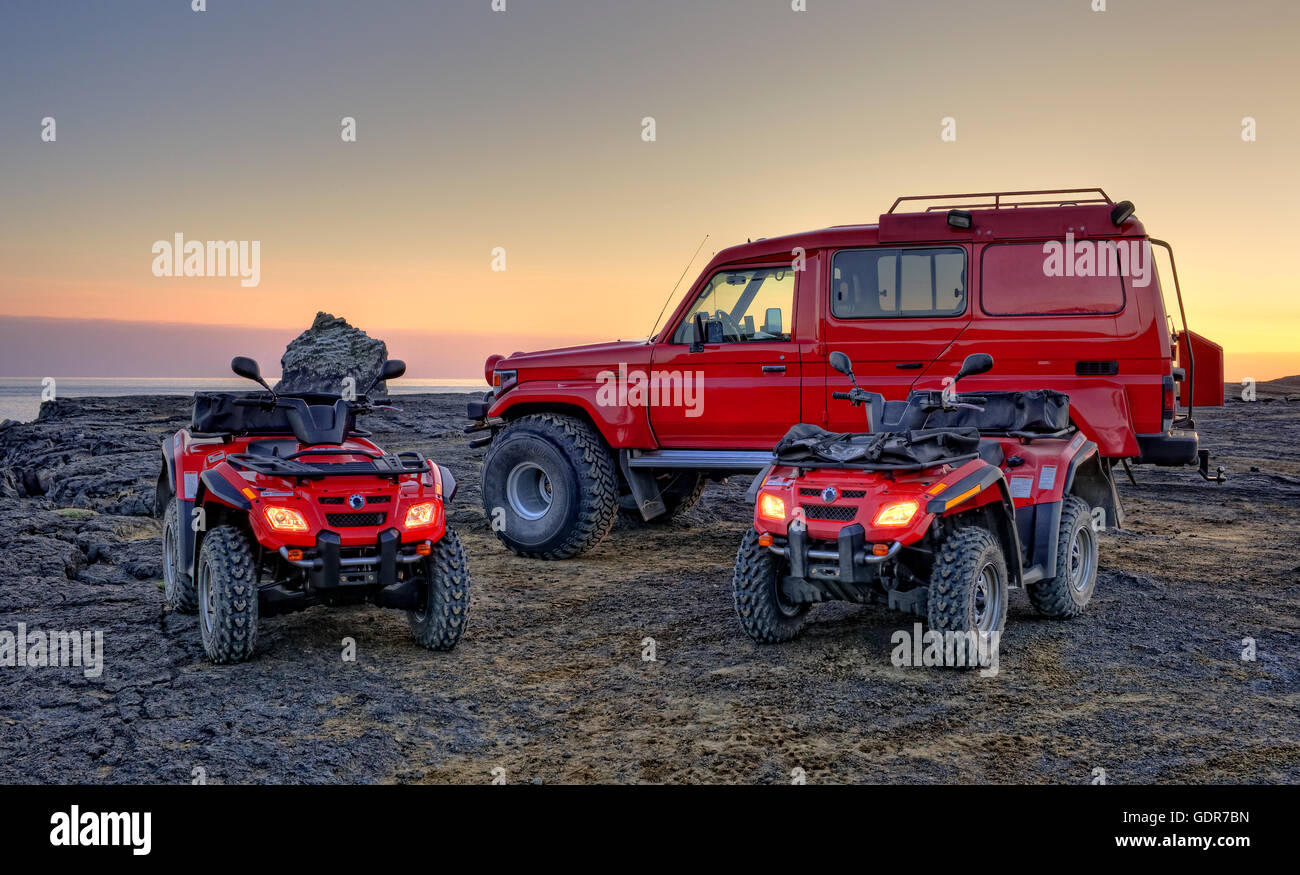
[976,440,1004,467]
[246,439,299,457]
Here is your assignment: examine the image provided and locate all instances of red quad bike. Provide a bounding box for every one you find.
[156,356,470,664]
[734,351,1122,660]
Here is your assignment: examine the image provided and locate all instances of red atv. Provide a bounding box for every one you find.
[156,356,470,664]
[734,351,1119,658]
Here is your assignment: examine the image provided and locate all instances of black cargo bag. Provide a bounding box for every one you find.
[191,392,292,435]
[923,390,1070,434]
[773,423,981,468]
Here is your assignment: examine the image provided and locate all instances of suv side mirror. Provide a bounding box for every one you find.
[689,312,707,353]
[231,356,272,393]
[954,353,993,382]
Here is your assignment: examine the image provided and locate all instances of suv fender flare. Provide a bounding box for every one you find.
[488,383,657,449]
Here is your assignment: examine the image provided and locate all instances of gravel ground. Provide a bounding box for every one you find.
[0,390,1296,784]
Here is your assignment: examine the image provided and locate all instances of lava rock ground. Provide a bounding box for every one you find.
[0,393,1296,784]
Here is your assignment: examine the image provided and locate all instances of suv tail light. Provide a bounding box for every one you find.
[1162,374,1176,430]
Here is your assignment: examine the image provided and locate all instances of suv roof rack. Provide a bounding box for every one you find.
[888,188,1113,214]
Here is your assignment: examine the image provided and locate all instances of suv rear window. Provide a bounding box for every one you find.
[831,247,966,319]
[981,241,1126,316]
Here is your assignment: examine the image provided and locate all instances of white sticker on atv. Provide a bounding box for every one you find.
[1009,475,1033,499]
[1038,466,1057,491]
[183,471,199,500]
[1069,432,1085,451]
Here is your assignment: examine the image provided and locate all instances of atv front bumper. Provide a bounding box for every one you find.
[767,523,902,585]
[277,528,429,590]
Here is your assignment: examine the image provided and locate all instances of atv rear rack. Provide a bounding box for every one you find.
[227,450,428,480]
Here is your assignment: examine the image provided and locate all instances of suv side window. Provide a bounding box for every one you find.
[981,241,1126,315]
[671,265,795,343]
[831,247,967,318]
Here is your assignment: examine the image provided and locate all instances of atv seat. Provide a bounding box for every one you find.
[246,439,299,457]
[977,440,1004,467]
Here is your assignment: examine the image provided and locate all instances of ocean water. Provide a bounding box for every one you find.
[0,377,485,424]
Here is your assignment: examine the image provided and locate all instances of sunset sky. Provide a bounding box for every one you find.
[1,0,1297,381]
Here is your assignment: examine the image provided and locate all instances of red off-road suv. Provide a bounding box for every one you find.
[467,189,1224,559]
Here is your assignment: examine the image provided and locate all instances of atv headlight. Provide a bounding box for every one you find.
[492,369,517,391]
[872,499,919,528]
[758,493,786,522]
[264,506,309,533]
[404,501,439,529]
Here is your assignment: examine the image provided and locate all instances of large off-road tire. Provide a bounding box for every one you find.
[928,525,1009,649]
[408,527,471,651]
[732,528,809,643]
[196,525,259,664]
[481,413,618,559]
[618,471,707,524]
[162,498,198,613]
[1027,495,1098,619]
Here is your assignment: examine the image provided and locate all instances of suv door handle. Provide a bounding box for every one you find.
[762,365,786,373]
[896,362,924,370]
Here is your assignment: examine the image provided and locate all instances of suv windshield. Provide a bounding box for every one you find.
[673,266,795,343]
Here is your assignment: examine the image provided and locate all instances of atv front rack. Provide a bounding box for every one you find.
[226,450,428,480]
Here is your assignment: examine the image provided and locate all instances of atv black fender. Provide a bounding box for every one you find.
[929,463,1024,588]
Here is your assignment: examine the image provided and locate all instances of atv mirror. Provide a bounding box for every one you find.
[231,356,272,392]
[828,351,853,377]
[954,353,994,382]
[365,359,406,395]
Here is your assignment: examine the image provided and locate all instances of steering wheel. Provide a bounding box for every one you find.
[709,309,744,341]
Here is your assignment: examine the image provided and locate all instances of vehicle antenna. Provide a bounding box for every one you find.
[647,234,708,343]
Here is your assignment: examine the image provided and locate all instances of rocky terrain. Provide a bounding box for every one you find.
[0,387,1297,784]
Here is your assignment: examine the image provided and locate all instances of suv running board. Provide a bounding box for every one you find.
[624,449,772,471]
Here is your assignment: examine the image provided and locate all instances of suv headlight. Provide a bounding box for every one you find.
[492,369,518,391]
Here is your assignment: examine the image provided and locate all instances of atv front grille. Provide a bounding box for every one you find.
[325,511,387,527]
[801,504,858,522]
[319,495,391,505]
[799,488,866,499]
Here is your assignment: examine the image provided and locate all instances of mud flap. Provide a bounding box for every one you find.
[618,451,667,521]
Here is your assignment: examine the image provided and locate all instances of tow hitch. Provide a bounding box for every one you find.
[1197,449,1226,483]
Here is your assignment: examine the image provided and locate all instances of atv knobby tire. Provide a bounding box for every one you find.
[408,526,471,650]
[196,525,259,664]
[733,528,809,643]
[618,471,707,524]
[481,413,618,559]
[1027,495,1098,619]
[162,498,198,613]
[928,525,1009,654]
